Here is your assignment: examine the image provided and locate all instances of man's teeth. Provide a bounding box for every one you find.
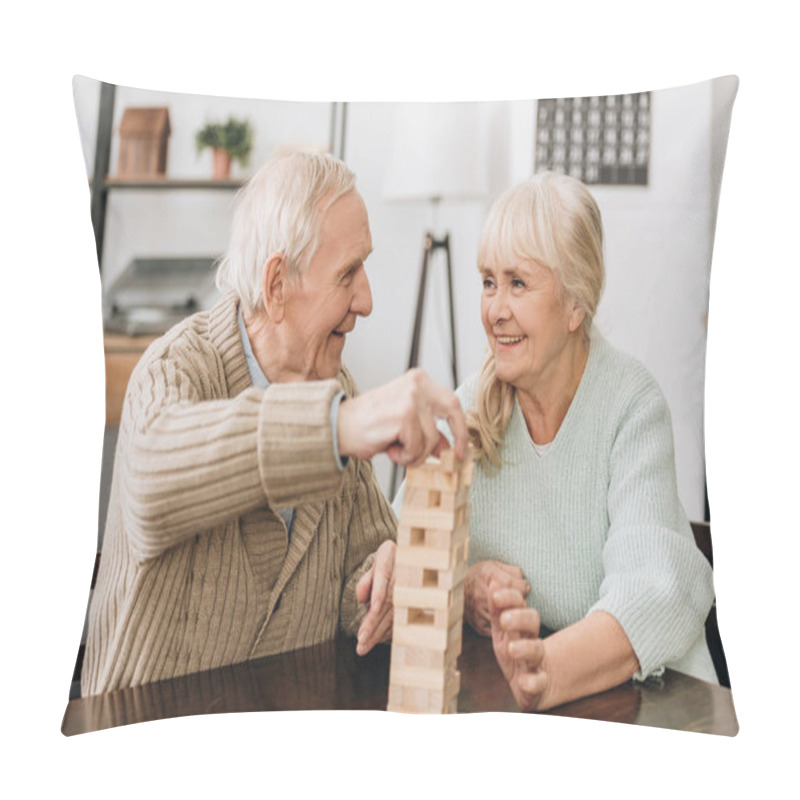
[497,336,524,344]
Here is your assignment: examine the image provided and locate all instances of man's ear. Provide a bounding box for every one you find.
[262,252,287,322]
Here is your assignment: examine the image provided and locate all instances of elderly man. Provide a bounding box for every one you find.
[82,151,467,696]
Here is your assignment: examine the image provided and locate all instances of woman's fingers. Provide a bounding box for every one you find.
[489,586,530,615]
[498,607,541,637]
[508,637,545,669]
[516,670,549,700]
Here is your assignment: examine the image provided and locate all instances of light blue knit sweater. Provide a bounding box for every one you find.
[395,332,718,684]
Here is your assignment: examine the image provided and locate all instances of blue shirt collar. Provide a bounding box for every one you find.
[237,303,269,388]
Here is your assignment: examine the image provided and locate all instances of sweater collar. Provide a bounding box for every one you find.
[207,292,253,397]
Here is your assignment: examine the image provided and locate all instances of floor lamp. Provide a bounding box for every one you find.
[384,102,487,500]
[409,227,459,387]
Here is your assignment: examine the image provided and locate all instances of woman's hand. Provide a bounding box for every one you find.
[355,540,396,655]
[464,560,530,636]
[489,585,550,712]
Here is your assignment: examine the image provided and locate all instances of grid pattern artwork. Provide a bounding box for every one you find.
[534,93,651,186]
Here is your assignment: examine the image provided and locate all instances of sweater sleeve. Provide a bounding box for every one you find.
[589,381,715,680]
[333,372,398,634]
[121,352,345,562]
[338,457,398,635]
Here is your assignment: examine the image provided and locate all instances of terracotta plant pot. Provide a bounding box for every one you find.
[212,148,232,179]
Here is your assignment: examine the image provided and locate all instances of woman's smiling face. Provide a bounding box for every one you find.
[480,258,583,395]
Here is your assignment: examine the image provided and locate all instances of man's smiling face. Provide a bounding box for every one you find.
[276,190,374,381]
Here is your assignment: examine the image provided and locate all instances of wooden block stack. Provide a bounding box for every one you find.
[387,447,475,714]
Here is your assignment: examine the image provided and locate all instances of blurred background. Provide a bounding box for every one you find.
[72,74,736,542]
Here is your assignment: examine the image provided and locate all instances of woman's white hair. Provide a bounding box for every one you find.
[469,171,606,469]
[215,151,356,314]
[478,170,605,333]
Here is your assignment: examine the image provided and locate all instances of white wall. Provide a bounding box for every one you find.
[73,76,331,295]
[73,76,733,520]
[346,85,729,521]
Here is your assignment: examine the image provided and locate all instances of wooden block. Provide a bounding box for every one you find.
[391,581,465,619]
[395,543,454,571]
[394,606,447,628]
[395,588,464,631]
[437,484,471,512]
[394,605,454,629]
[388,683,405,708]
[392,583,465,621]
[388,669,461,714]
[437,448,457,472]
[389,664,449,691]
[401,484,469,514]
[400,502,470,533]
[459,537,469,565]
[406,467,461,493]
[393,584,452,610]
[393,617,463,652]
[400,505,457,531]
[423,521,469,551]
[462,457,476,486]
[387,685,441,714]
[396,519,468,553]
[392,618,458,651]
[393,559,468,591]
[395,522,469,571]
[404,486,438,508]
[387,657,462,714]
[390,641,460,671]
[434,558,469,590]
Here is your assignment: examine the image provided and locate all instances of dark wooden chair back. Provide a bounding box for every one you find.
[690,521,730,688]
[69,552,101,700]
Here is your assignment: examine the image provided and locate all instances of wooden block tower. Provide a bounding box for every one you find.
[387,447,475,714]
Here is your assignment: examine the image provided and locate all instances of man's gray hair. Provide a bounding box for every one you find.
[216,151,356,314]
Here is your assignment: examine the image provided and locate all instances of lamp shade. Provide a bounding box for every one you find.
[383,102,488,202]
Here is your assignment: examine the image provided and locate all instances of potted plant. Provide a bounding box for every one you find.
[195,117,253,179]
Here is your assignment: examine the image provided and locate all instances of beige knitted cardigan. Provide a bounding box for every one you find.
[82,293,396,696]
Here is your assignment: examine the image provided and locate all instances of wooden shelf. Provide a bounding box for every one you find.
[103,177,245,190]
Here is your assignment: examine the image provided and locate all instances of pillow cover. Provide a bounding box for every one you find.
[63,74,738,736]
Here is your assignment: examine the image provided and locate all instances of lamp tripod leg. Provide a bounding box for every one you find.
[443,233,459,389]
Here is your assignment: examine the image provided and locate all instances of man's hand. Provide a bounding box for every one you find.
[355,540,396,655]
[464,560,530,636]
[489,585,550,712]
[338,369,468,467]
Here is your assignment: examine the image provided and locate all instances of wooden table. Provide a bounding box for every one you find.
[61,628,738,736]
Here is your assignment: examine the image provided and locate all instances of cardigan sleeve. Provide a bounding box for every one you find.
[338,456,398,635]
[121,350,346,562]
[589,380,715,680]
[331,371,398,634]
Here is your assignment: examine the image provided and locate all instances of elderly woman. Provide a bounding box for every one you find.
[397,171,717,712]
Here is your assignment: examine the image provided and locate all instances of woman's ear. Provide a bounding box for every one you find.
[262,252,287,322]
[568,302,586,334]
